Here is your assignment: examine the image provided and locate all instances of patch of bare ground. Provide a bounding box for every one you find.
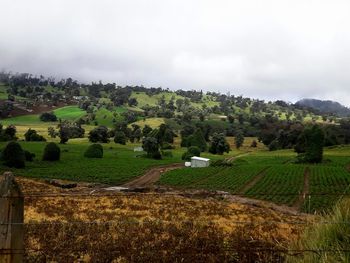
[225,151,251,163]
[122,163,184,188]
[237,167,270,195]
[292,167,310,210]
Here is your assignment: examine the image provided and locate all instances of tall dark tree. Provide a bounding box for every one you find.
[209,133,230,155]
[234,131,244,149]
[187,128,207,152]
[296,125,325,163]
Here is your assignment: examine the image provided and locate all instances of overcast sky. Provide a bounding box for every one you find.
[1,0,350,105]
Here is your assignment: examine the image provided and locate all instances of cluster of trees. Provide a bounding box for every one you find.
[0,124,17,141]
[25,129,46,141]
[258,117,350,153]
[0,141,60,168]
[48,121,85,144]
[40,112,57,122]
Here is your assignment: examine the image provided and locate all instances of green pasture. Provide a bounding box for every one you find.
[1,106,86,126]
[0,138,237,185]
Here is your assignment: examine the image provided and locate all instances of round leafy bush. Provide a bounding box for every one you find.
[40,112,57,122]
[84,144,103,158]
[24,150,36,162]
[2,141,25,168]
[114,131,126,145]
[161,150,173,157]
[151,150,162,160]
[188,146,201,156]
[161,143,174,150]
[43,142,61,161]
[182,146,201,161]
[24,129,46,142]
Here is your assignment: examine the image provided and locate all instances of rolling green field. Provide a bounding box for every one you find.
[0,141,183,184]
[1,106,86,125]
[0,139,236,185]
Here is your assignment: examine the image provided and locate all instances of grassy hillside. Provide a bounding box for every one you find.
[1,106,86,126]
[130,91,219,109]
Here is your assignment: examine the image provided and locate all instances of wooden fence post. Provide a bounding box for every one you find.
[0,172,24,263]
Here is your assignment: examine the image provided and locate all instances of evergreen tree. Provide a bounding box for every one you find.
[209,133,230,155]
[2,141,25,168]
[187,128,207,152]
[296,125,325,163]
[234,131,244,149]
[114,131,127,145]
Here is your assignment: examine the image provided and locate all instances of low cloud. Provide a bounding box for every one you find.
[1,0,350,105]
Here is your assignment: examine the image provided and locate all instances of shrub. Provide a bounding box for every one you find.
[24,150,36,162]
[296,125,325,163]
[24,129,46,142]
[268,140,279,151]
[43,142,61,161]
[88,126,109,143]
[84,144,103,158]
[152,150,162,160]
[209,133,230,155]
[142,137,160,159]
[161,150,173,157]
[234,131,244,149]
[161,143,174,150]
[250,140,258,148]
[182,146,201,161]
[0,124,17,141]
[187,129,207,152]
[40,112,57,122]
[2,141,25,168]
[114,131,126,145]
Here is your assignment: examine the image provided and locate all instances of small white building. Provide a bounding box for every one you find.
[190,156,210,168]
[133,146,144,152]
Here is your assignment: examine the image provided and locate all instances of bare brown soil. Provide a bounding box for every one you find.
[122,163,184,187]
[0,100,75,118]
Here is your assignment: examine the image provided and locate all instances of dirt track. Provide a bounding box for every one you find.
[292,167,310,210]
[122,163,184,187]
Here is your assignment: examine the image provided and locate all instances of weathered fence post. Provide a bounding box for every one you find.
[0,172,24,263]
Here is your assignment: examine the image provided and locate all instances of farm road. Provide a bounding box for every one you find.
[122,163,183,188]
[225,151,251,163]
[292,167,310,210]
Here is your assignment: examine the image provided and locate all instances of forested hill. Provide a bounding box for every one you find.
[0,71,344,127]
[2,71,350,152]
[296,99,350,117]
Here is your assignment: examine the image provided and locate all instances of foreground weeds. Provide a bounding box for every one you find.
[25,220,288,262]
[21,178,308,262]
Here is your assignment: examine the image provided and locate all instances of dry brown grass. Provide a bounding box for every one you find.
[18,177,309,262]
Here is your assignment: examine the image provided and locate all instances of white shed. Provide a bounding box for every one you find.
[190,156,210,168]
[133,146,144,152]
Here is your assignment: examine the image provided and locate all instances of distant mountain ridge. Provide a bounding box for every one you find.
[295,98,350,117]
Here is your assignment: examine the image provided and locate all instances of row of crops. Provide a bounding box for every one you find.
[245,165,305,206]
[302,166,350,213]
[160,155,350,213]
[159,165,267,193]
